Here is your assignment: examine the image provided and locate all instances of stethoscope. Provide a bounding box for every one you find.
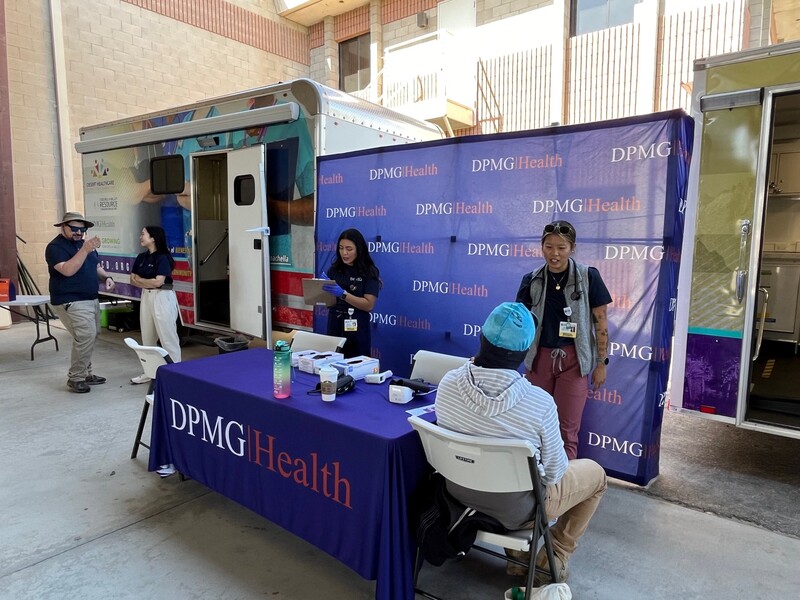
[529,258,585,307]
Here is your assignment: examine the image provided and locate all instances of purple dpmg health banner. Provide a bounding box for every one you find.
[315,112,692,485]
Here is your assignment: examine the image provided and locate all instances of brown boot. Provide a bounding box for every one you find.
[533,547,569,586]
[504,548,531,577]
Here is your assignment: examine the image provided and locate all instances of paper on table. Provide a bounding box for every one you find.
[406,404,435,416]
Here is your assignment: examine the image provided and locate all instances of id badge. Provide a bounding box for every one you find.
[344,318,358,332]
[559,321,577,338]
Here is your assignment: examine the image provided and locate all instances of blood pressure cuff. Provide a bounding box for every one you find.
[311,374,355,395]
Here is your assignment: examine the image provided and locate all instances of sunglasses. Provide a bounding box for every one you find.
[543,223,574,235]
[66,225,88,233]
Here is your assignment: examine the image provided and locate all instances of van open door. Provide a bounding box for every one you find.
[227,145,270,338]
[672,44,800,439]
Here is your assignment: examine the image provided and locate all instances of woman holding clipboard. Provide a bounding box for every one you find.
[322,228,381,358]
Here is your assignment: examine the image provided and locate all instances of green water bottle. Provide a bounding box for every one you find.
[273,340,291,399]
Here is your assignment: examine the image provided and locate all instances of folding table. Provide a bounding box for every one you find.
[0,295,59,360]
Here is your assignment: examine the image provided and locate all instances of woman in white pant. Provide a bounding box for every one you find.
[130,226,181,384]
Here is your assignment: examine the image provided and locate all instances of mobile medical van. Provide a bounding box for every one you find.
[672,40,800,438]
[75,79,442,341]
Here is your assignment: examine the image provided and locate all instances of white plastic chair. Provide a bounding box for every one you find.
[290,330,346,353]
[124,337,173,459]
[408,415,558,600]
[409,350,470,384]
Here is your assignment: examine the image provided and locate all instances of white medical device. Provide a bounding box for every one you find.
[365,370,393,384]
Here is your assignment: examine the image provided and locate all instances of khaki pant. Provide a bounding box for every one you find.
[542,458,607,560]
[139,289,181,363]
[51,299,100,382]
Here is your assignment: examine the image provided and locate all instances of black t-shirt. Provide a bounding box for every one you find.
[516,264,612,348]
[45,235,100,305]
[328,264,380,316]
[132,251,174,287]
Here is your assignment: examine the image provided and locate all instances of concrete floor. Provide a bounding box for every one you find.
[1,320,799,600]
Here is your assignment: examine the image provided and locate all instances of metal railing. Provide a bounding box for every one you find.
[656,0,745,112]
[567,22,641,125]
[354,1,747,134]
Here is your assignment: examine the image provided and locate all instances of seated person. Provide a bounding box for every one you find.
[435,302,607,584]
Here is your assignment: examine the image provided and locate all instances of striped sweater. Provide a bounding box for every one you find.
[434,362,568,528]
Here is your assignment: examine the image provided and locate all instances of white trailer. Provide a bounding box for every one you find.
[75,79,442,341]
[671,40,800,438]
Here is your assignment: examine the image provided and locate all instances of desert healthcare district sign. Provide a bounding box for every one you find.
[315,111,693,485]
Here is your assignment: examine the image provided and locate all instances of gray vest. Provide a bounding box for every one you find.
[523,259,596,376]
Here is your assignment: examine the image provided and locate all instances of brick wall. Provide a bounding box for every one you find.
[310,17,338,87]
[335,4,370,41]
[4,0,62,284]
[6,0,311,289]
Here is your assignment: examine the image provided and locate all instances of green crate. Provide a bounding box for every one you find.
[100,303,133,328]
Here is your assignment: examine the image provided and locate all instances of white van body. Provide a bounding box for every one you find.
[75,79,442,341]
[671,40,800,439]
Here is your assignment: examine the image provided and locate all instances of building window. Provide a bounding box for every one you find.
[339,33,371,93]
[571,0,643,36]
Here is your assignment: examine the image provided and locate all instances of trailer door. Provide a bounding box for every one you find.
[673,58,800,439]
[672,82,767,424]
[227,145,269,338]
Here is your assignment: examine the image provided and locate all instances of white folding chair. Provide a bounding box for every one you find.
[124,337,173,459]
[408,415,558,600]
[290,330,347,353]
[409,350,470,384]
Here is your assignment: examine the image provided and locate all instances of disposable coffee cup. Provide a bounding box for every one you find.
[319,366,338,402]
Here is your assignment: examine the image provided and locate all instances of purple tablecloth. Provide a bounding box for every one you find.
[148,348,434,600]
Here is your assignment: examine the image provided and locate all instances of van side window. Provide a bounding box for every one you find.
[151,155,185,194]
[234,174,255,206]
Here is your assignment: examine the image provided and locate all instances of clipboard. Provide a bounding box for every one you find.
[302,278,337,307]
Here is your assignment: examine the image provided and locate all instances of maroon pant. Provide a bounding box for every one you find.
[527,345,587,460]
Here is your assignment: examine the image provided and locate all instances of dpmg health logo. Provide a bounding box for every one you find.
[586,431,660,458]
[610,142,671,162]
[415,201,493,216]
[412,280,489,298]
[318,172,344,185]
[607,342,669,362]
[325,205,387,218]
[587,387,623,405]
[368,240,434,255]
[369,163,438,180]
[471,153,562,172]
[168,398,353,508]
[531,196,641,214]
[370,312,431,330]
[467,242,541,259]
[604,245,663,261]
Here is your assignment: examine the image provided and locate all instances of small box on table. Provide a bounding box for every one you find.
[291,349,317,367]
[330,356,380,380]
[298,351,345,375]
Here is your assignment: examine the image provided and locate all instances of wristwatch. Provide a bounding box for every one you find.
[598,356,609,366]
[340,291,347,299]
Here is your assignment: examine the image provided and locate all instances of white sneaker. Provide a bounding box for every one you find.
[130,374,152,385]
[157,464,176,478]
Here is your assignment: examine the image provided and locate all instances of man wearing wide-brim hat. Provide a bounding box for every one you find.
[45,211,116,393]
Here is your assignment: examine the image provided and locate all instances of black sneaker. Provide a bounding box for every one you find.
[67,380,90,393]
[85,374,106,385]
